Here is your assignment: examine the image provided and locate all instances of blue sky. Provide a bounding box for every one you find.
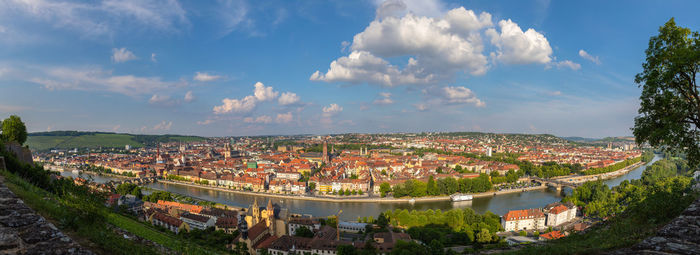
[0,0,697,138]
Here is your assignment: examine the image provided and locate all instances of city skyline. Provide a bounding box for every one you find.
[0,0,698,138]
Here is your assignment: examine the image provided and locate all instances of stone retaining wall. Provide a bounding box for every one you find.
[0,176,93,254]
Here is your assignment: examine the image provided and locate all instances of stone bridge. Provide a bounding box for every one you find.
[107,176,159,187]
[530,176,585,191]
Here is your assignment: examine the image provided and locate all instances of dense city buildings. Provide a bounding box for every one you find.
[37,133,642,199]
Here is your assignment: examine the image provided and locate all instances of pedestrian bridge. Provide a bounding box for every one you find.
[107,176,159,187]
[529,176,595,191]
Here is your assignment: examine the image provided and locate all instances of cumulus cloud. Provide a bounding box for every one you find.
[418,86,485,109]
[578,49,601,64]
[214,95,257,114]
[276,112,293,123]
[486,19,552,64]
[313,4,558,87]
[24,66,183,97]
[322,103,343,117]
[1,0,189,38]
[551,60,581,70]
[153,120,172,131]
[193,72,223,82]
[212,82,283,114]
[244,115,272,124]
[253,82,278,101]
[111,48,137,63]
[373,92,394,105]
[184,91,194,102]
[278,92,300,106]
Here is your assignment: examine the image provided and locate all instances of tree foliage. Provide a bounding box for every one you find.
[634,18,700,167]
[1,115,28,145]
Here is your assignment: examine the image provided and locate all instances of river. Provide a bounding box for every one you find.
[58,155,661,221]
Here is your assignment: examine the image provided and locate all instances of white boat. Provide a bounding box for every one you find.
[450,194,473,202]
[408,198,415,204]
[71,169,80,174]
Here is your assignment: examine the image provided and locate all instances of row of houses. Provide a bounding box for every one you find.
[501,202,578,231]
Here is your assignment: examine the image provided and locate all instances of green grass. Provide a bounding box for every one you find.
[26,132,205,151]
[1,170,220,254]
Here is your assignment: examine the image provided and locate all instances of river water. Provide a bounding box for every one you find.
[59,155,661,221]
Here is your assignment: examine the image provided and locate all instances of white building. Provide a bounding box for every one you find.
[180,213,215,230]
[288,217,321,235]
[544,202,577,227]
[338,221,367,233]
[502,208,546,231]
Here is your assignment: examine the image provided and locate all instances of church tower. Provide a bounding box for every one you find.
[322,140,328,163]
[251,198,260,224]
[266,199,275,234]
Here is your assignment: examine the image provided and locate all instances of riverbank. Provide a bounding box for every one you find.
[50,166,133,180]
[153,179,548,204]
[551,161,646,184]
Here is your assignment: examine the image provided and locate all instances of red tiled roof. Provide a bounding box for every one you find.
[503,208,545,221]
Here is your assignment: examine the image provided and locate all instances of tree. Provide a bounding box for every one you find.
[379,182,391,197]
[476,228,492,243]
[426,176,439,196]
[634,18,700,167]
[308,182,316,191]
[1,115,28,145]
[294,226,314,238]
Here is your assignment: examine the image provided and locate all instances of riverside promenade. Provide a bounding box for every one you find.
[155,179,548,203]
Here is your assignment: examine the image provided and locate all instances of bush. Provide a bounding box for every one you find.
[519,230,527,236]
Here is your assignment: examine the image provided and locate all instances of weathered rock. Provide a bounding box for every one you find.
[0,176,93,254]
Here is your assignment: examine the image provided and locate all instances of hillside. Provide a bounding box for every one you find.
[26,131,205,151]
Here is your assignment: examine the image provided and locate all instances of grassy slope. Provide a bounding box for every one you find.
[26,132,204,151]
[0,170,219,254]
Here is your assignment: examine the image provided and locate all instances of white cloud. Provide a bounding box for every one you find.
[253,82,278,101]
[184,91,194,102]
[193,72,223,82]
[373,92,394,105]
[148,94,174,105]
[25,66,183,96]
[313,3,562,87]
[374,0,445,20]
[151,53,157,62]
[153,120,172,131]
[244,115,272,124]
[1,0,189,38]
[551,60,581,70]
[197,119,214,125]
[438,86,485,107]
[278,92,300,106]
[214,95,257,114]
[548,90,562,96]
[212,81,283,114]
[276,112,293,123]
[419,86,485,109]
[578,49,601,64]
[486,19,552,64]
[112,48,137,63]
[322,103,343,117]
[216,0,251,37]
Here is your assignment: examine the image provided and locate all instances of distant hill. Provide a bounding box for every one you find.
[561,136,636,144]
[26,131,206,151]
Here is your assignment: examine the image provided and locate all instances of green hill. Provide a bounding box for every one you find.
[26,131,205,151]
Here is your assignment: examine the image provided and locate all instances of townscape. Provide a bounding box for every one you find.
[28,132,649,254]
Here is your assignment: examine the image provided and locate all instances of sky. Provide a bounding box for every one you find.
[0,0,698,138]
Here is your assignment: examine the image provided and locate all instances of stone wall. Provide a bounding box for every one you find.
[608,197,700,255]
[3,141,33,165]
[0,176,93,254]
